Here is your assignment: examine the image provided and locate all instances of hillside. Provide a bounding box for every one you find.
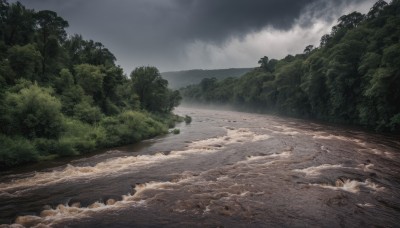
[161,68,253,89]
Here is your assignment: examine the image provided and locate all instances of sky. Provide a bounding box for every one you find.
[15,0,376,74]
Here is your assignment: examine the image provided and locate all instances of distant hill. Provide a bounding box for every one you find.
[161,68,254,89]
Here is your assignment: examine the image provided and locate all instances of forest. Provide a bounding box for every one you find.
[0,0,182,169]
[181,0,400,133]
[161,68,253,89]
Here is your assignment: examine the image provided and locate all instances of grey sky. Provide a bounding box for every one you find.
[15,0,376,74]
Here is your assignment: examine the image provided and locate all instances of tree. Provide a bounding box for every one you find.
[303,45,314,54]
[1,1,35,46]
[163,89,182,113]
[54,68,74,93]
[74,64,104,101]
[367,0,388,19]
[320,34,332,47]
[258,56,269,71]
[73,101,102,124]
[337,12,365,29]
[7,44,41,82]
[34,10,69,77]
[130,66,169,112]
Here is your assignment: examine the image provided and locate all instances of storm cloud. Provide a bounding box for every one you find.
[15,0,376,73]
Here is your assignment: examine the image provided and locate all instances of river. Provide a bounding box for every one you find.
[1,107,400,227]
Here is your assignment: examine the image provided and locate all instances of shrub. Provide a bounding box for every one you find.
[149,113,183,128]
[3,84,64,139]
[73,101,103,124]
[61,118,106,153]
[0,134,39,169]
[184,115,192,124]
[171,129,180,134]
[100,111,168,146]
[33,138,77,157]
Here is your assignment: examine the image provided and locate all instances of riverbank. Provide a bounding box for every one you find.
[0,112,184,171]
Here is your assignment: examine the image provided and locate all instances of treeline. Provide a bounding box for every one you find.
[161,68,253,89]
[181,0,400,133]
[0,0,181,169]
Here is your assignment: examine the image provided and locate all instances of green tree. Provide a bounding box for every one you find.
[34,10,69,77]
[367,0,388,19]
[54,68,74,93]
[303,45,314,54]
[164,89,182,113]
[1,1,35,46]
[73,101,102,124]
[74,64,104,103]
[337,12,365,29]
[64,35,116,67]
[7,44,41,82]
[130,66,169,112]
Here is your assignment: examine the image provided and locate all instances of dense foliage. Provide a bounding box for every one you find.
[0,0,181,169]
[181,0,400,133]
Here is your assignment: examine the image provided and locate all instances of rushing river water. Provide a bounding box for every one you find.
[1,107,400,227]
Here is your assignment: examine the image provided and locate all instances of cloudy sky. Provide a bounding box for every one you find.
[15,0,375,74]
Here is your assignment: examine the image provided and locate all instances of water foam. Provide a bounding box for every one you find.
[357,163,375,172]
[310,178,384,193]
[293,164,344,177]
[11,176,195,227]
[0,128,271,193]
[269,125,301,135]
[0,153,177,193]
[10,150,278,227]
[356,203,375,207]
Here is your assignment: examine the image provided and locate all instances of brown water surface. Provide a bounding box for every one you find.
[1,107,399,227]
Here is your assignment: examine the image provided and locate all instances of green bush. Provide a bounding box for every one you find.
[3,84,64,139]
[149,113,183,128]
[33,138,77,157]
[171,129,180,134]
[100,111,168,146]
[184,115,192,124]
[73,101,103,124]
[61,118,106,153]
[0,134,39,169]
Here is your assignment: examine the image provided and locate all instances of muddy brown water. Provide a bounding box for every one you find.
[1,107,400,227]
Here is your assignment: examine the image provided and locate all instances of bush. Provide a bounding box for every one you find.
[61,118,106,153]
[184,115,192,124]
[171,129,180,134]
[33,138,77,157]
[0,134,39,169]
[3,84,64,139]
[100,111,168,146]
[73,101,103,124]
[149,113,183,128]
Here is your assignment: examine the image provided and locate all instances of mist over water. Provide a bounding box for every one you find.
[1,107,400,227]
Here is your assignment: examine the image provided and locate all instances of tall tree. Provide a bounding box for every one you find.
[34,10,68,77]
[1,1,35,46]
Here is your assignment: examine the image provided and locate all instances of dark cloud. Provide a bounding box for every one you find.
[13,0,374,72]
